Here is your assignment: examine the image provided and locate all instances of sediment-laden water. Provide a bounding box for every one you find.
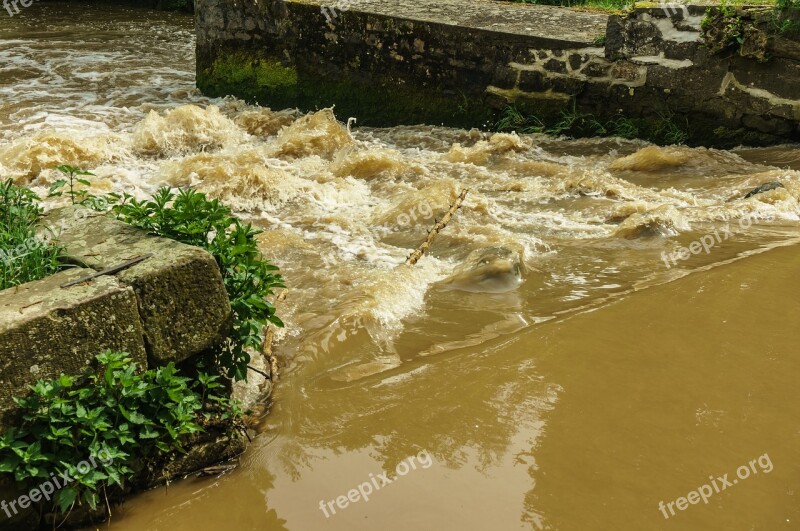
[2,5,800,530]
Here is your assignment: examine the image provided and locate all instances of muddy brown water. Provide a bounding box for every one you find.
[1,4,800,530]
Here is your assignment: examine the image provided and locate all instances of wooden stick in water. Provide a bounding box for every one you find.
[405,189,468,266]
[256,288,289,380]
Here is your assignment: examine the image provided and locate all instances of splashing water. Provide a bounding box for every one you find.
[2,5,800,531]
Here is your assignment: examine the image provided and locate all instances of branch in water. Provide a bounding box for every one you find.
[259,288,289,379]
[247,365,270,379]
[405,189,469,266]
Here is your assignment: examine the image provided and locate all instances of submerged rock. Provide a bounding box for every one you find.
[441,246,524,293]
[611,205,690,239]
[743,181,785,199]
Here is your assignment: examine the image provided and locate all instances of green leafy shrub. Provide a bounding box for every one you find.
[90,188,285,381]
[0,351,239,515]
[495,105,547,134]
[0,179,63,290]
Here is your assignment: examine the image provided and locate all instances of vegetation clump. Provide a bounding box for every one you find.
[701,0,800,57]
[0,180,62,291]
[0,351,240,519]
[496,104,689,145]
[511,0,627,13]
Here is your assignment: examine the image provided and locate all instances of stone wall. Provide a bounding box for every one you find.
[604,6,800,145]
[196,0,800,146]
[196,0,608,128]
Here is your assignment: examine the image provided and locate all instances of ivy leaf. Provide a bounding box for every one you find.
[56,487,78,513]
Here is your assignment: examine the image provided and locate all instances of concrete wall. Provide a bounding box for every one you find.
[196,0,800,146]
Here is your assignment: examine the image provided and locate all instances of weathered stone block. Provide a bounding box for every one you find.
[0,268,147,423]
[518,69,548,92]
[769,36,800,62]
[610,61,644,82]
[544,59,567,74]
[731,56,800,101]
[742,113,794,135]
[196,0,800,145]
[550,76,586,95]
[42,207,231,367]
[662,40,699,60]
[582,61,612,78]
[568,53,587,71]
[491,66,518,90]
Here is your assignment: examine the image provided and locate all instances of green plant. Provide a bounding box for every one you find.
[0,179,63,290]
[771,0,800,35]
[496,106,546,134]
[608,116,640,139]
[701,1,800,56]
[592,34,607,46]
[0,351,239,516]
[701,2,747,54]
[654,110,689,145]
[495,104,681,144]
[48,165,96,205]
[90,188,284,381]
[549,102,599,136]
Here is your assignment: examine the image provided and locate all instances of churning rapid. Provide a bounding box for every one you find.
[2,4,800,531]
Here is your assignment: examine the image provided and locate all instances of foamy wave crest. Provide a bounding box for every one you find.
[0,130,128,181]
[329,145,415,179]
[233,107,297,138]
[270,108,352,160]
[558,170,692,204]
[609,146,691,172]
[312,259,448,352]
[445,132,531,165]
[371,180,458,228]
[159,148,310,211]
[132,104,247,156]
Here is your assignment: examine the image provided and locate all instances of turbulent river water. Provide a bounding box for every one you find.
[3,4,800,530]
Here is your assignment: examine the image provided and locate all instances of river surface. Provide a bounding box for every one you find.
[2,4,800,530]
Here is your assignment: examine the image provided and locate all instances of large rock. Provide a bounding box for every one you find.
[42,206,231,366]
[0,268,147,423]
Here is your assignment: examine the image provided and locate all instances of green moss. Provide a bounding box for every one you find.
[255,61,299,88]
[201,54,299,102]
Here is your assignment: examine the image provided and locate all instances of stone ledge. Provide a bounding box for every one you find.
[41,206,232,366]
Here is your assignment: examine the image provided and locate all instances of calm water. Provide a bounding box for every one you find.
[1,4,800,530]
